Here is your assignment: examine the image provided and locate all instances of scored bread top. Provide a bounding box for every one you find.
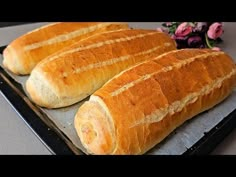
[26,29,176,108]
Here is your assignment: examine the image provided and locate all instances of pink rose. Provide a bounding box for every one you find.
[207,23,223,40]
[175,22,192,37]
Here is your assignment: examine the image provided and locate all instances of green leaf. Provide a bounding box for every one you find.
[169,29,176,34]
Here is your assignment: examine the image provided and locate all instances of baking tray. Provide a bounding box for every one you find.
[0,45,236,155]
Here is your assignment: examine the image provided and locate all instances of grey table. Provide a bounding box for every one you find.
[0,22,235,155]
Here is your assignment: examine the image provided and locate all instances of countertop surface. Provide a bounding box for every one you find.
[0,22,235,155]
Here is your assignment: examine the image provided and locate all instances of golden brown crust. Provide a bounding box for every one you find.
[74,49,236,154]
[26,29,176,108]
[3,22,129,75]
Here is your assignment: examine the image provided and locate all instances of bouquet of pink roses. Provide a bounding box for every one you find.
[158,22,224,50]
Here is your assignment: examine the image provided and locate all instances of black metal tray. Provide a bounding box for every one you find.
[0,45,235,155]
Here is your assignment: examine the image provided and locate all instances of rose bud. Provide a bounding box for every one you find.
[175,22,192,37]
[207,22,223,40]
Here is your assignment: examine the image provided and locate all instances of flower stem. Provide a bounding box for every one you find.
[205,33,213,48]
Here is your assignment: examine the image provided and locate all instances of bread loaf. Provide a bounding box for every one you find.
[26,29,176,108]
[3,22,129,75]
[74,49,236,155]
